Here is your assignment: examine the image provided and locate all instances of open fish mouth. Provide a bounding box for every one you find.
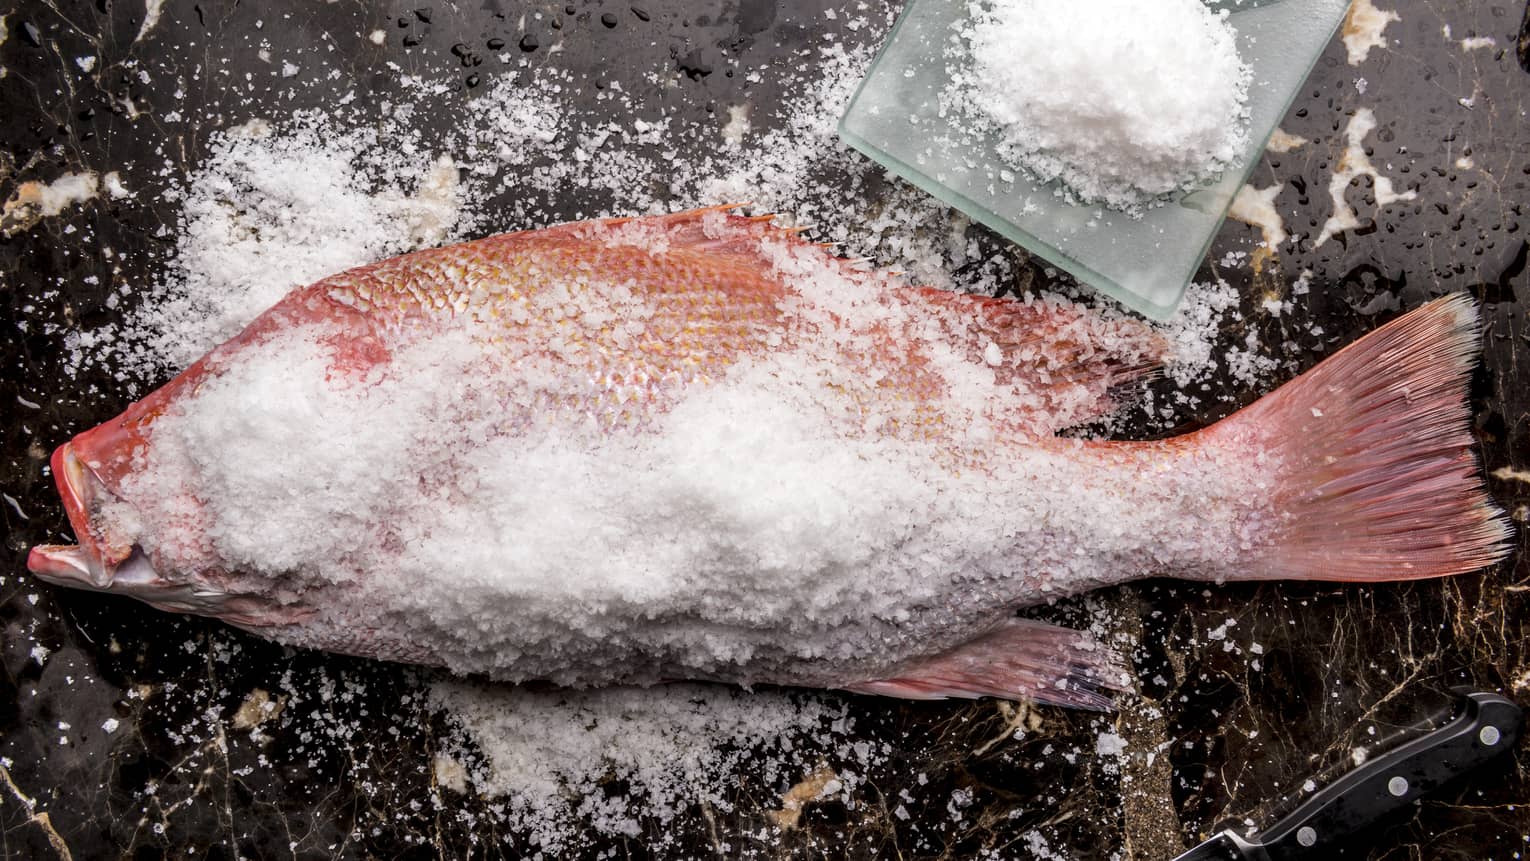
[29,442,130,589]
[27,443,302,626]
[31,542,264,620]
[27,441,185,601]
[30,538,180,604]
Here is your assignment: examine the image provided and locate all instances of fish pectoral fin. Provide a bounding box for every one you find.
[841,618,1133,711]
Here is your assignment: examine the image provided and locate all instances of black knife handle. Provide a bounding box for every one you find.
[1256,692,1522,859]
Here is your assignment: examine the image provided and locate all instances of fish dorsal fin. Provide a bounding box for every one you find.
[578,210,1169,435]
[900,288,1170,435]
[578,204,784,248]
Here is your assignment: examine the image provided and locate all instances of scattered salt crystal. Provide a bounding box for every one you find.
[102,171,130,199]
[102,718,120,733]
[1095,731,1127,757]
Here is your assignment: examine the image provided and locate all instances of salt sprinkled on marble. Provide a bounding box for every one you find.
[1094,729,1127,757]
[431,682,876,852]
[96,117,460,376]
[951,0,1251,213]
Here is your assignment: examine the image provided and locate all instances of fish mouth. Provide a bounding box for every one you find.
[27,443,212,609]
[29,442,311,628]
[29,442,128,589]
[30,543,259,619]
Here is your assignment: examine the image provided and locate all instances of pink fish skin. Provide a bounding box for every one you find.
[28,207,1511,709]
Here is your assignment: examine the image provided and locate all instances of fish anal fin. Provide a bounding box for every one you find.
[843,618,1132,710]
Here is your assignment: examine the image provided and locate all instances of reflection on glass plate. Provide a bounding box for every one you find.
[839,0,1351,318]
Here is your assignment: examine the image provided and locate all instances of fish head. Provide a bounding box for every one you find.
[27,437,312,630]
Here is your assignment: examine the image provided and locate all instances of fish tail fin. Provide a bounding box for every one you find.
[1210,294,1511,582]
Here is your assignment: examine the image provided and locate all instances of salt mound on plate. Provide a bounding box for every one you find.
[955,0,1252,211]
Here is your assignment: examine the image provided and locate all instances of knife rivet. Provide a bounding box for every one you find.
[1387,776,1409,796]
[1297,826,1317,847]
[1480,725,1501,746]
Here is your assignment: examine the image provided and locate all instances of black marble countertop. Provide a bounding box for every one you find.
[2,1,1527,858]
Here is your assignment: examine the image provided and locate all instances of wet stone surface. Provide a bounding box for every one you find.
[1,0,1528,858]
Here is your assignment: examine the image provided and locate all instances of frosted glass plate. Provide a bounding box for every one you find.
[838,0,1352,319]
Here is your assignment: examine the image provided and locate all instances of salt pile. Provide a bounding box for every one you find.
[430,682,881,853]
[950,0,1252,212]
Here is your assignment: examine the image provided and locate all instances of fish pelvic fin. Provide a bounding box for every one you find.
[1209,293,1511,582]
[841,618,1133,710]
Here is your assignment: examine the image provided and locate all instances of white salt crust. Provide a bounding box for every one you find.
[112,221,1274,697]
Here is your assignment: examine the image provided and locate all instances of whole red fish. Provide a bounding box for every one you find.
[28,207,1509,708]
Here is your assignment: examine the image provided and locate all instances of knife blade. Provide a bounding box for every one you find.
[1171,690,1523,861]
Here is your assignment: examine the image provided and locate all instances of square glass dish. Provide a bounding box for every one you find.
[838,0,1352,319]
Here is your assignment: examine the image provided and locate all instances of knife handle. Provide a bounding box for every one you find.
[1256,692,1522,859]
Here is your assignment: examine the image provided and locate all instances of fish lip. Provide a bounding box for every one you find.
[27,544,98,586]
[27,542,265,621]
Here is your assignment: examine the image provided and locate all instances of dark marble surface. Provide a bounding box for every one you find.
[2,0,1528,858]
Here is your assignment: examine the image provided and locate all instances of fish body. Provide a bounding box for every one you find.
[29,208,1510,708]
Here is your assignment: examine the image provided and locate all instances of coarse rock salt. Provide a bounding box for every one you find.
[430,681,873,852]
[950,0,1252,213]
